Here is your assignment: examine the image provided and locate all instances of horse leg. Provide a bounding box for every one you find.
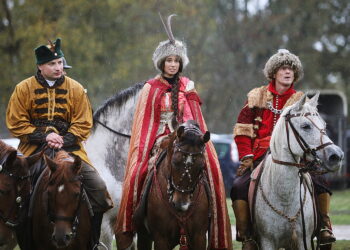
[137,232,152,250]
[191,233,207,250]
[153,236,171,250]
[259,238,275,250]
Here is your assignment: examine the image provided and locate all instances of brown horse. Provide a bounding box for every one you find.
[135,120,211,250]
[31,150,92,250]
[0,139,41,249]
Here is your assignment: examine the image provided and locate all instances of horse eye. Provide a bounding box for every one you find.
[75,192,80,198]
[301,123,311,130]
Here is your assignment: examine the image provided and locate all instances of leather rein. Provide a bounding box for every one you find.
[0,153,31,228]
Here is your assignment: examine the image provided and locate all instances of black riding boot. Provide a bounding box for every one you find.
[91,212,104,250]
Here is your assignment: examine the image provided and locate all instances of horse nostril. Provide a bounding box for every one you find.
[329,154,341,163]
[64,233,71,242]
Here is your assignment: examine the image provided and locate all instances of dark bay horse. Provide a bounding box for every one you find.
[0,139,41,249]
[31,150,92,250]
[135,120,211,250]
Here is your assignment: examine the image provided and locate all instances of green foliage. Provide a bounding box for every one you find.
[0,0,349,136]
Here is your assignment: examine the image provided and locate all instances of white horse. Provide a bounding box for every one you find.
[85,83,143,249]
[254,93,344,250]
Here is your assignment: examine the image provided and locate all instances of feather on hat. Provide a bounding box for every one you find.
[35,38,64,65]
[152,14,189,71]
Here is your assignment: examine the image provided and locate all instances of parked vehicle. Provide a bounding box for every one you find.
[211,134,240,196]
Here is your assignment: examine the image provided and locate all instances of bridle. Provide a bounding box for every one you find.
[167,140,205,197]
[272,112,333,172]
[47,175,85,240]
[0,153,31,228]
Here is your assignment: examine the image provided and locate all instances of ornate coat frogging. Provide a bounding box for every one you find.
[233,81,303,161]
[115,75,232,249]
[6,76,93,164]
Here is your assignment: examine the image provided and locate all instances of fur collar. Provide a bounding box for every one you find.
[247,85,303,109]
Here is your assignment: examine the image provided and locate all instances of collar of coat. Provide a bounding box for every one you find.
[247,81,303,109]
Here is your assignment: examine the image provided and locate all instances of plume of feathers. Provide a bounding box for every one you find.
[159,13,176,44]
[47,39,55,52]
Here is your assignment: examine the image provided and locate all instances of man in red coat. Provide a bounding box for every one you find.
[231,49,336,249]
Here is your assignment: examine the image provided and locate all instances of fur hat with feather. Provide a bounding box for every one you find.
[152,14,189,72]
[263,49,303,83]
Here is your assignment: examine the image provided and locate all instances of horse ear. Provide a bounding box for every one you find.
[44,155,57,172]
[5,150,17,168]
[203,131,210,144]
[293,94,307,111]
[26,151,43,168]
[308,91,320,107]
[71,155,82,174]
[177,125,185,138]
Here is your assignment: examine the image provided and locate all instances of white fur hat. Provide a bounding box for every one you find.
[263,49,303,82]
[152,14,189,72]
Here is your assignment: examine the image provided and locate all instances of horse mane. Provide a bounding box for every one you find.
[180,120,204,146]
[92,82,144,130]
[50,151,76,184]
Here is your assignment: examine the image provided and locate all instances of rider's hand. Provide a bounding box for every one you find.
[46,132,63,149]
[236,157,254,176]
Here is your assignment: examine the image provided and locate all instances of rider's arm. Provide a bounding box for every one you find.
[67,84,93,142]
[6,83,37,139]
[233,102,256,160]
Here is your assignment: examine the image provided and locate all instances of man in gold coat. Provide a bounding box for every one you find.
[6,38,113,249]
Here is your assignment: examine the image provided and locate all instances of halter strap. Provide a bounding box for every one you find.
[273,112,333,171]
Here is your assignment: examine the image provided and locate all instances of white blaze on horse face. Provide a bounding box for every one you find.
[58,185,65,193]
[181,202,190,211]
[185,155,193,165]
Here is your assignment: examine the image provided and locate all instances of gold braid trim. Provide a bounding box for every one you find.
[283,91,304,108]
[233,123,254,138]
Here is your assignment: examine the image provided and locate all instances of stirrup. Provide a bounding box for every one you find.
[93,241,108,250]
[319,227,336,245]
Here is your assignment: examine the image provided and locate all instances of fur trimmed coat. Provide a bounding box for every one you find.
[233,81,303,161]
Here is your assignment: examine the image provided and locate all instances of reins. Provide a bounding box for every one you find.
[94,119,131,138]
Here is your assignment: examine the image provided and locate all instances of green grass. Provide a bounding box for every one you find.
[17,190,350,249]
[227,189,350,225]
[330,189,350,224]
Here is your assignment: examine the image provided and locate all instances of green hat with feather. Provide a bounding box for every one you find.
[34,38,64,65]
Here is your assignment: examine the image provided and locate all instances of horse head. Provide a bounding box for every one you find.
[271,92,344,173]
[167,120,210,212]
[44,151,83,248]
[0,140,41,247]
